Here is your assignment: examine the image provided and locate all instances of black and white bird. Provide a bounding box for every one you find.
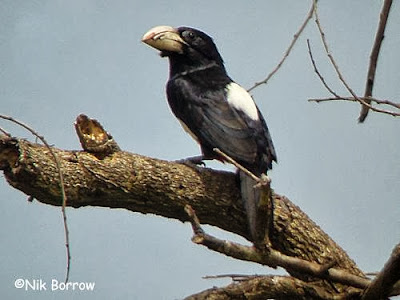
[142,25,277,240]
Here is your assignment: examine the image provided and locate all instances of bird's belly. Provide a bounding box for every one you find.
[178,120,200,144]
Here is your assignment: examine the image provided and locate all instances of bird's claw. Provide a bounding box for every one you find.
[175,156,206,168]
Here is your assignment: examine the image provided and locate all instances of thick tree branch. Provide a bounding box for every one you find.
[0,132,364,292]
[185,275,361,300]
[0,115,377,298]
[0,136,247,236]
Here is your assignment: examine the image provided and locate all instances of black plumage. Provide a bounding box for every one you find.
[142,26,276,175]
[142,26,276,240]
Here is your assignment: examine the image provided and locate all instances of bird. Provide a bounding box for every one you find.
[142,25,277,241]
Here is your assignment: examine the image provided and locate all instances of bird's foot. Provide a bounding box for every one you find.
[175,155,206,168]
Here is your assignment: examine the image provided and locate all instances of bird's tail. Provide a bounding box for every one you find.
[240,171,259,241]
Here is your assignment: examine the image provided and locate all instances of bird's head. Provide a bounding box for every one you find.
[142,25,225,74]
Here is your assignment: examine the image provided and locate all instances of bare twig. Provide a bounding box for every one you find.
[0,126,11,137]
[359,0,393,122]
[313,2,360,102]
[309,96,400,108]
[184,204,371,290]
[203,274,262,281]
[0,114,71,282]
[306,39,340,98]
[313,1,399,119]
[213,147,272,190]
[308,96,400,117]
[213,148,260,182]
[247,0,316,92]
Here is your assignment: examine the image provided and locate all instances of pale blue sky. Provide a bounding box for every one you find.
[1,1,399,299]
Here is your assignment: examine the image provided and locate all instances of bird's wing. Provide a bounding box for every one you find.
[200,96,258,162]
[168,79,259,164]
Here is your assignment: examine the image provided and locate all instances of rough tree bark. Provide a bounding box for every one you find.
[0,115,399,299]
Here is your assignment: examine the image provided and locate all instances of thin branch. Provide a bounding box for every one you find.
[203,274,262,281]
[313,1,399,120]
[313,2,360,101]
[0,114,71,282]
[213,147,272,191]
[247,0,316,92]
[185,205,370,290]
[306,39,340,98]
[309,96,400,108]
[0,126,11,137]
[359,0,393,122]
[308,96,400,117]
[213,148,260,182]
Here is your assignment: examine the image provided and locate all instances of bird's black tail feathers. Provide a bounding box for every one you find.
[240,171,259,241]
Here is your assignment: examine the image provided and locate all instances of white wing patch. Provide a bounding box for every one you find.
[225,82,259,121]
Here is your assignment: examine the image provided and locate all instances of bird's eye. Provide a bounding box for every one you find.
[183,30,196,40]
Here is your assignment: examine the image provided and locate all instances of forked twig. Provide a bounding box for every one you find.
[248,0,316,92]
[313,2,362,104]
[311,1,400,118]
